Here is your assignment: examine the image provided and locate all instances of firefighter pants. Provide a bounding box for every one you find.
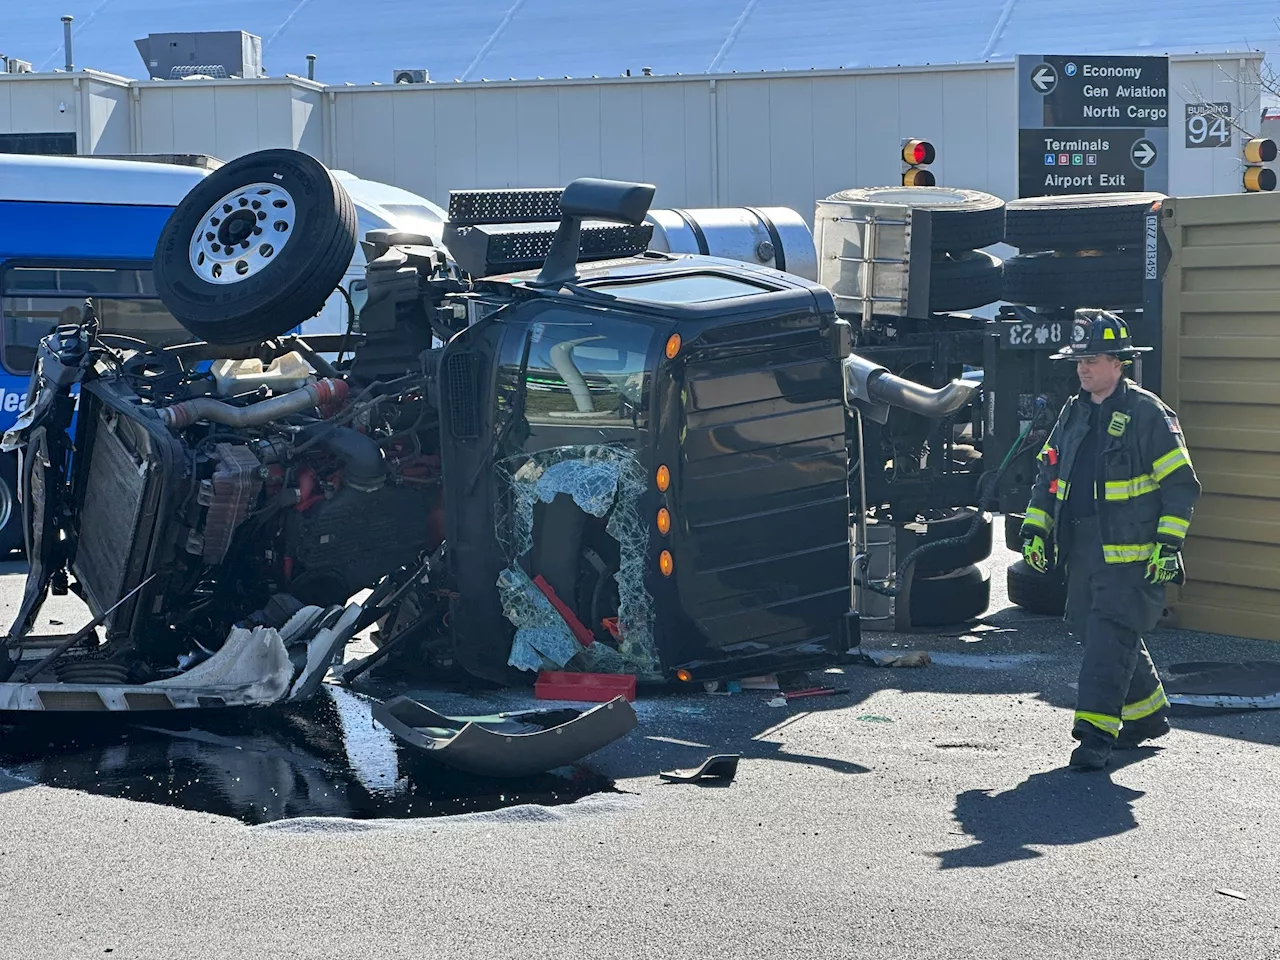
[1062,515,1169,739]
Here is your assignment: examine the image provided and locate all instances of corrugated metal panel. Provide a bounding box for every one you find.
[5,1,1280,86]
[1161,193,1280,640]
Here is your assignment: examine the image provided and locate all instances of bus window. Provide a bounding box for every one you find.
[0,265,190,375]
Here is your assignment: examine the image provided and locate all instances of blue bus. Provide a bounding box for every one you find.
[0,152,450,553]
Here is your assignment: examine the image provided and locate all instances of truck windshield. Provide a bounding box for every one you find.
[1,265,189,374]
[495,308,660,448]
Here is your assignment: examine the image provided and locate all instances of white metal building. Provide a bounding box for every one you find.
[0,53,1265,223]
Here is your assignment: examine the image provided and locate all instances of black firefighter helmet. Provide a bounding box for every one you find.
[1050,308,1153,360]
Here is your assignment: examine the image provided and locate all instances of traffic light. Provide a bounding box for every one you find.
[901,138,936,187]
[1243,137,1277,192]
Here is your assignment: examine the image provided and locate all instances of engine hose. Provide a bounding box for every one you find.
[158,378,349,430]
[319,426,386,492]
[855,408,1044,598]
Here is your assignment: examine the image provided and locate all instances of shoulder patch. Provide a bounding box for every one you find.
[1165,413,1183,436]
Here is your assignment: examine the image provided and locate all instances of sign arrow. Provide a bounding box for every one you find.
[1131,139,1157,168]
[1031,63,1057,94]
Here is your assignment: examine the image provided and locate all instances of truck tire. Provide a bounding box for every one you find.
[0,452,21,555]
[154,148,357,345]
[825,186,1005,252]
[930,250,1002,312]
[901,508,994,577]
[908,564,990,626]
[1004,192,1165,251]
[1002,248,1143,308]
[1006,559,1068,616]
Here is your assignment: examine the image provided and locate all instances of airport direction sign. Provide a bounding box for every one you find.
[1016,54,1169,197]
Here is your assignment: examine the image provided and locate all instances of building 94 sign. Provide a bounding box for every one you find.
[1186,102,1233,149]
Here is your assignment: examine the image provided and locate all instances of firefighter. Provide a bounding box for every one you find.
[1020,309,1201,771]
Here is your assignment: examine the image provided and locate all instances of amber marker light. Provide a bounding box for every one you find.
[676,669,693,682]
[665,334,682,359]
[656,508,672,535]
[659,550,674,577]
[656,464,670,491]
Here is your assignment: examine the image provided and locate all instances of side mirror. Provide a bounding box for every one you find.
[533,178,656,287]
[558,178,655,226]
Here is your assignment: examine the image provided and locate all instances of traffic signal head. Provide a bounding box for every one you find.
[901,138,936,187]
[1243,137,1277,191]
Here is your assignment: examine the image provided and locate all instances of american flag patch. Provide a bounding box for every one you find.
[1165,414,1182,435]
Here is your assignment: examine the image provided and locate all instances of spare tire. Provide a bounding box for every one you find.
[1002,248,1144,308]
[907,564,991,627]
[930,250,1003,311]
[825,186,1005,252]
[1004,192,1165,251]
[154,148,357,344]
[1007,559,1067,617]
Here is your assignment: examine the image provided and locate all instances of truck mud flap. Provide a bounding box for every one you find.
[371,694,637,778]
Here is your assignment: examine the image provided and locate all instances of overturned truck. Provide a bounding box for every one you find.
[0,149,972,714]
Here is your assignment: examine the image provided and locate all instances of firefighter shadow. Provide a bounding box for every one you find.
[933,750,1153,869]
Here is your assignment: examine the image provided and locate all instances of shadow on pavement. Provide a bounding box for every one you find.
[933,749,1157,869]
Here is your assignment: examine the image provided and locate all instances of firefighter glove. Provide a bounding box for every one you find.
[1023,534,1050,574]
[1146,543,1184,585]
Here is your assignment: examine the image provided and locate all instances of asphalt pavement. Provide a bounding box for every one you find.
[0,537,1277,959]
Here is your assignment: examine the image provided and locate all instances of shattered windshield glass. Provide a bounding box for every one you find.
[491,310,666,682]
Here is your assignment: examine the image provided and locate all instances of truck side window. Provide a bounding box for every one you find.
[497,312,658,430]
[0,264,190,375]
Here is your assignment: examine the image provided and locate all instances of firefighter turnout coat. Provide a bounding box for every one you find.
[1022,378,1201,563]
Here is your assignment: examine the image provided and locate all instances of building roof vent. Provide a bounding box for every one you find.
[135,31,265,80]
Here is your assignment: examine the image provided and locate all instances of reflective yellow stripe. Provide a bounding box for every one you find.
[1103,474,1160,501]
[1152,448,1190,482]
[1102,542,1155,564]
[1123,685,1169,722]
[1157,515,1190,541]
[1025,507,1052,531]
[1037,441,1052,462]
[1075,711,1121,737]
[1055,479,1070,501]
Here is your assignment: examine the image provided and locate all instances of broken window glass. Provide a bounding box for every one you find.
[495,443,660,681]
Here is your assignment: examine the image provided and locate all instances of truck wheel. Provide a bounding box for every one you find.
[825,186,1005,252]
[0,453,20,555]
[1006,559,1067,616]
[1002,249,1143,308]
[907,564,990,627]
[1004,192,1165,251]
[900,508,993,577]
[154,148,357,345]
[930,250,1003,312]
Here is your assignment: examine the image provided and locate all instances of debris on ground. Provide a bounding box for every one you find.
[1166,661,1280,710]
[1216,888,1248,901]
[658,754,740,784]
[877,651,932,668]
[533,670,637,702]
[372,694,637,778]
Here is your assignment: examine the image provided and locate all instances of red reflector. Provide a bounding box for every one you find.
[1047,448,1058,465]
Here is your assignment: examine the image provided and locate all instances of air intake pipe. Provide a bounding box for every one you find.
[159,378,349,430]
[842,353,977,422]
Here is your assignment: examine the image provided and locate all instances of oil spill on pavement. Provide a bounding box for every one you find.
[0,686,616,825]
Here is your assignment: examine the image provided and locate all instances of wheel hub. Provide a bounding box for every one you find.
[189,182,296,284]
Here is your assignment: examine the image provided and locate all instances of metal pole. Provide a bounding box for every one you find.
[61,15,74,72]
[306,54,316,81]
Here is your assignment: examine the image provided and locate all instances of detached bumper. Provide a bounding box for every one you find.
[372,694,638,778]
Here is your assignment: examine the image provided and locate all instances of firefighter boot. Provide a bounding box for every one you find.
[1116,711,1171,750]
[1069,723,1114,771]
